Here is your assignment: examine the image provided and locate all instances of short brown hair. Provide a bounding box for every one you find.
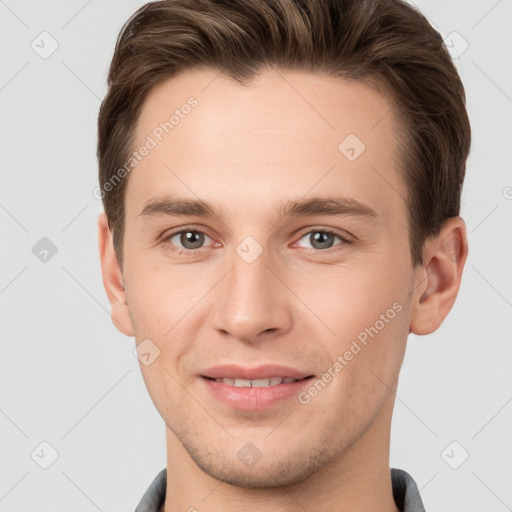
[97,0,471,268]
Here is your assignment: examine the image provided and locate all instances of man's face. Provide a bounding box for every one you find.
[119,68,419,487]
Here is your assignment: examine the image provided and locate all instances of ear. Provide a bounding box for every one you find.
[98,212,134,337]
[410,216,468,335]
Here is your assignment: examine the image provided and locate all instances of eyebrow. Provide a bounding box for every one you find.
[139,194,379,222]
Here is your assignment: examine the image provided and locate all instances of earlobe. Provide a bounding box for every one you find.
[98,212,134,337]
[410,217,468,336]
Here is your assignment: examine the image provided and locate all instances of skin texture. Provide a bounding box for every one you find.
[98,67,468,512]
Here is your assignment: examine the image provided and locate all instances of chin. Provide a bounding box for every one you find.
[186,441,332,489]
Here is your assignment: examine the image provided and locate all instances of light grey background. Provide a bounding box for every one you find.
[0,1,511,510]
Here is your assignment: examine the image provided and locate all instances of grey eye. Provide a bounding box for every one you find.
[298,230,341,250]
[170,230,208,250]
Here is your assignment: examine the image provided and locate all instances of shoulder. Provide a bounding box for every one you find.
[391,467,427,512]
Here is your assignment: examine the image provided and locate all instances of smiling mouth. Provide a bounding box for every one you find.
[202,376,314,387]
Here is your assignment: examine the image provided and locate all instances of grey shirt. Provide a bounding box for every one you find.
[134,467,426,511]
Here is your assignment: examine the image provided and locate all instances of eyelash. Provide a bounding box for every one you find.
[161,226,353,257]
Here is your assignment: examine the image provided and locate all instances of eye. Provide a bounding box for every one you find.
[164,227,216,254]
[294,229,352,252]
[161,226,352,256]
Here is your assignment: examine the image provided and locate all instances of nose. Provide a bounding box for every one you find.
[211,245,293,343]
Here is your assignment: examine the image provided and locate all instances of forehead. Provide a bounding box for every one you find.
[127,67,407,224]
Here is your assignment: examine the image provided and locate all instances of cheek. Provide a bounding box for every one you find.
[124,261,215,393]
[124,255,204,338]
[295,260,406,331]
[297,259,411,375]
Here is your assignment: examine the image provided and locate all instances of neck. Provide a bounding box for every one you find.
[163,394,399,512]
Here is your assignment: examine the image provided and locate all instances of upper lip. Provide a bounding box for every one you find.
[201,364,314,380]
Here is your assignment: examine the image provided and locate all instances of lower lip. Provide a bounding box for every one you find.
[201,376,314,410]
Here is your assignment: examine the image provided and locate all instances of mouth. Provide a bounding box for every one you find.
[199,365,316,410]
[202,376,314,387]
[200,363,314,382]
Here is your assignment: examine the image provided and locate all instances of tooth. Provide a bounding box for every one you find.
[234,378,251,387]
[251,378,272,387]
[216,377,300,387]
